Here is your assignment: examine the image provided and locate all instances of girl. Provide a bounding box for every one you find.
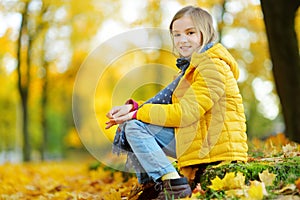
[106,5,248,200]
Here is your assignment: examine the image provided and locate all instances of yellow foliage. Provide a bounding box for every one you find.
[282,143,299,157]
[64,128,83,148]
[248,133,300,157]
[276,184,297,195]
[224,172,246,190]
[208,171,277,199]
[265,133,290,148]
[0,161,138,199]
[225,188,246,198]
[296,177,300,191]
[208,176,224,191]
[208,172,246,191]
[247,181,265,200]
[259,169,276,187]
[102,189,122,200]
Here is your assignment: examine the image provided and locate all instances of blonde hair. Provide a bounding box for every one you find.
[169,6,218,53]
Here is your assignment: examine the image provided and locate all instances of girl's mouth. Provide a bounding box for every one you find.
[180,46,191,51]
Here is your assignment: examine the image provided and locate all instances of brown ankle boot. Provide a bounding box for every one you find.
[154,177,192,200]
[137,182,162,200]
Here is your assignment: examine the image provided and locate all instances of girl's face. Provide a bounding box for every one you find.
[172,16,202,58]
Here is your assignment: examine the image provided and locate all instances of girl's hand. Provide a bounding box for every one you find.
[105,111,135,129]
[106,104,133,119]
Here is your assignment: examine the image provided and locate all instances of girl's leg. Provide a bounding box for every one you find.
[123,119,177,183]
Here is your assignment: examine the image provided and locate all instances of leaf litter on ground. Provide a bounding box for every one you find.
[0,133,299,200]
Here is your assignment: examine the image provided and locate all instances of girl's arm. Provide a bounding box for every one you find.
[136,59,226,127]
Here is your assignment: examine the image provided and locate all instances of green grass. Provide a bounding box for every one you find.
[196,156,300,199]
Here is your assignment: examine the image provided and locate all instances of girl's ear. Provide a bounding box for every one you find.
[196,32,204,53]
[199,32,203,45]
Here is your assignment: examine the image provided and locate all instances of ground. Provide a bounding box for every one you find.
[0,133,299,200]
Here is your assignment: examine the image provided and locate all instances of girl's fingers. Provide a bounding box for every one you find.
[105,120,116,129]
[106,105,131,119]
[107,107,120,117]
[105,110,134,129]
[114,113,133,124]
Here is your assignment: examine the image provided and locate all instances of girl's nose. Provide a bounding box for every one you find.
[179,35,188,42]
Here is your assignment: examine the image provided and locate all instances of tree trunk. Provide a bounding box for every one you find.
[40,62,49,161]
[17,2,31,161]
[39,5,50,161]
[260,0,300,142]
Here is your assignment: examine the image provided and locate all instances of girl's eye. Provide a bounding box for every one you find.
[173,33,180,37]
[187,31,195,35]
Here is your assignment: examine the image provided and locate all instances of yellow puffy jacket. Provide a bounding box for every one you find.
[136,43,248,169]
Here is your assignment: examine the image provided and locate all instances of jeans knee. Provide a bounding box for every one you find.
[123,120,145,139]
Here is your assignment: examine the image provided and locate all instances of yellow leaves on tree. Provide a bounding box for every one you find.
[64,127,83,148]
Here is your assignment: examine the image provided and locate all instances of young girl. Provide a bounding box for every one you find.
[106,5,248,200]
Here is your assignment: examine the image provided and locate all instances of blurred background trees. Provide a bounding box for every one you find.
[260,0,300,143]
[0,0,299,162]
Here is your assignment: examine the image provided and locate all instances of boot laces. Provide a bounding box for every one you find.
[154,182,163,191]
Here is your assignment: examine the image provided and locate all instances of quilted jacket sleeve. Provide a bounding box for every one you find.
[136,55,226,128]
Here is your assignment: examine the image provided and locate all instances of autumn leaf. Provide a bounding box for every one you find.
[275,184,297,195]
[225,172,246,190]
[259,169,276,186]
[192,183,205,195]
[295,178,300,191]
[208,176,224,191]
[282,143,299,157]
[226,189,247,198]
[208,172,246,191]
[0,162,138,200]
[247,180,267,200]
[103,188,122,200]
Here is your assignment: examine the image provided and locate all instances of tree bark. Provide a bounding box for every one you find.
[38,4,50,161]
[40,61,49,161]
[260,0,300,142]
[17,2,31,161]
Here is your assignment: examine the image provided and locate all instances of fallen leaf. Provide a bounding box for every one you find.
[282,144,298,157]
[222,172,236,189]
[275,184,297,195]
[180,166,199,181]
[227,172,246,190]
[248,181,267,200]
[208,176,224,191]
[208,172,246,191]
[225,188,246,198]
[295,178,300,190]
[103,188,122,200]
[259,169,276,187]
[192,183,205,195]
[274,195,300,200]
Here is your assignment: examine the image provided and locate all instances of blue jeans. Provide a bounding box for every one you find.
[122,119,177,184]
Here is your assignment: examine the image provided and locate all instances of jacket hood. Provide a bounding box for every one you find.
[190,43,239,80]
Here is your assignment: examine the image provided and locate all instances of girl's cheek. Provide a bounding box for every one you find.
[175,45,181,52]
[173,41,180,49]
